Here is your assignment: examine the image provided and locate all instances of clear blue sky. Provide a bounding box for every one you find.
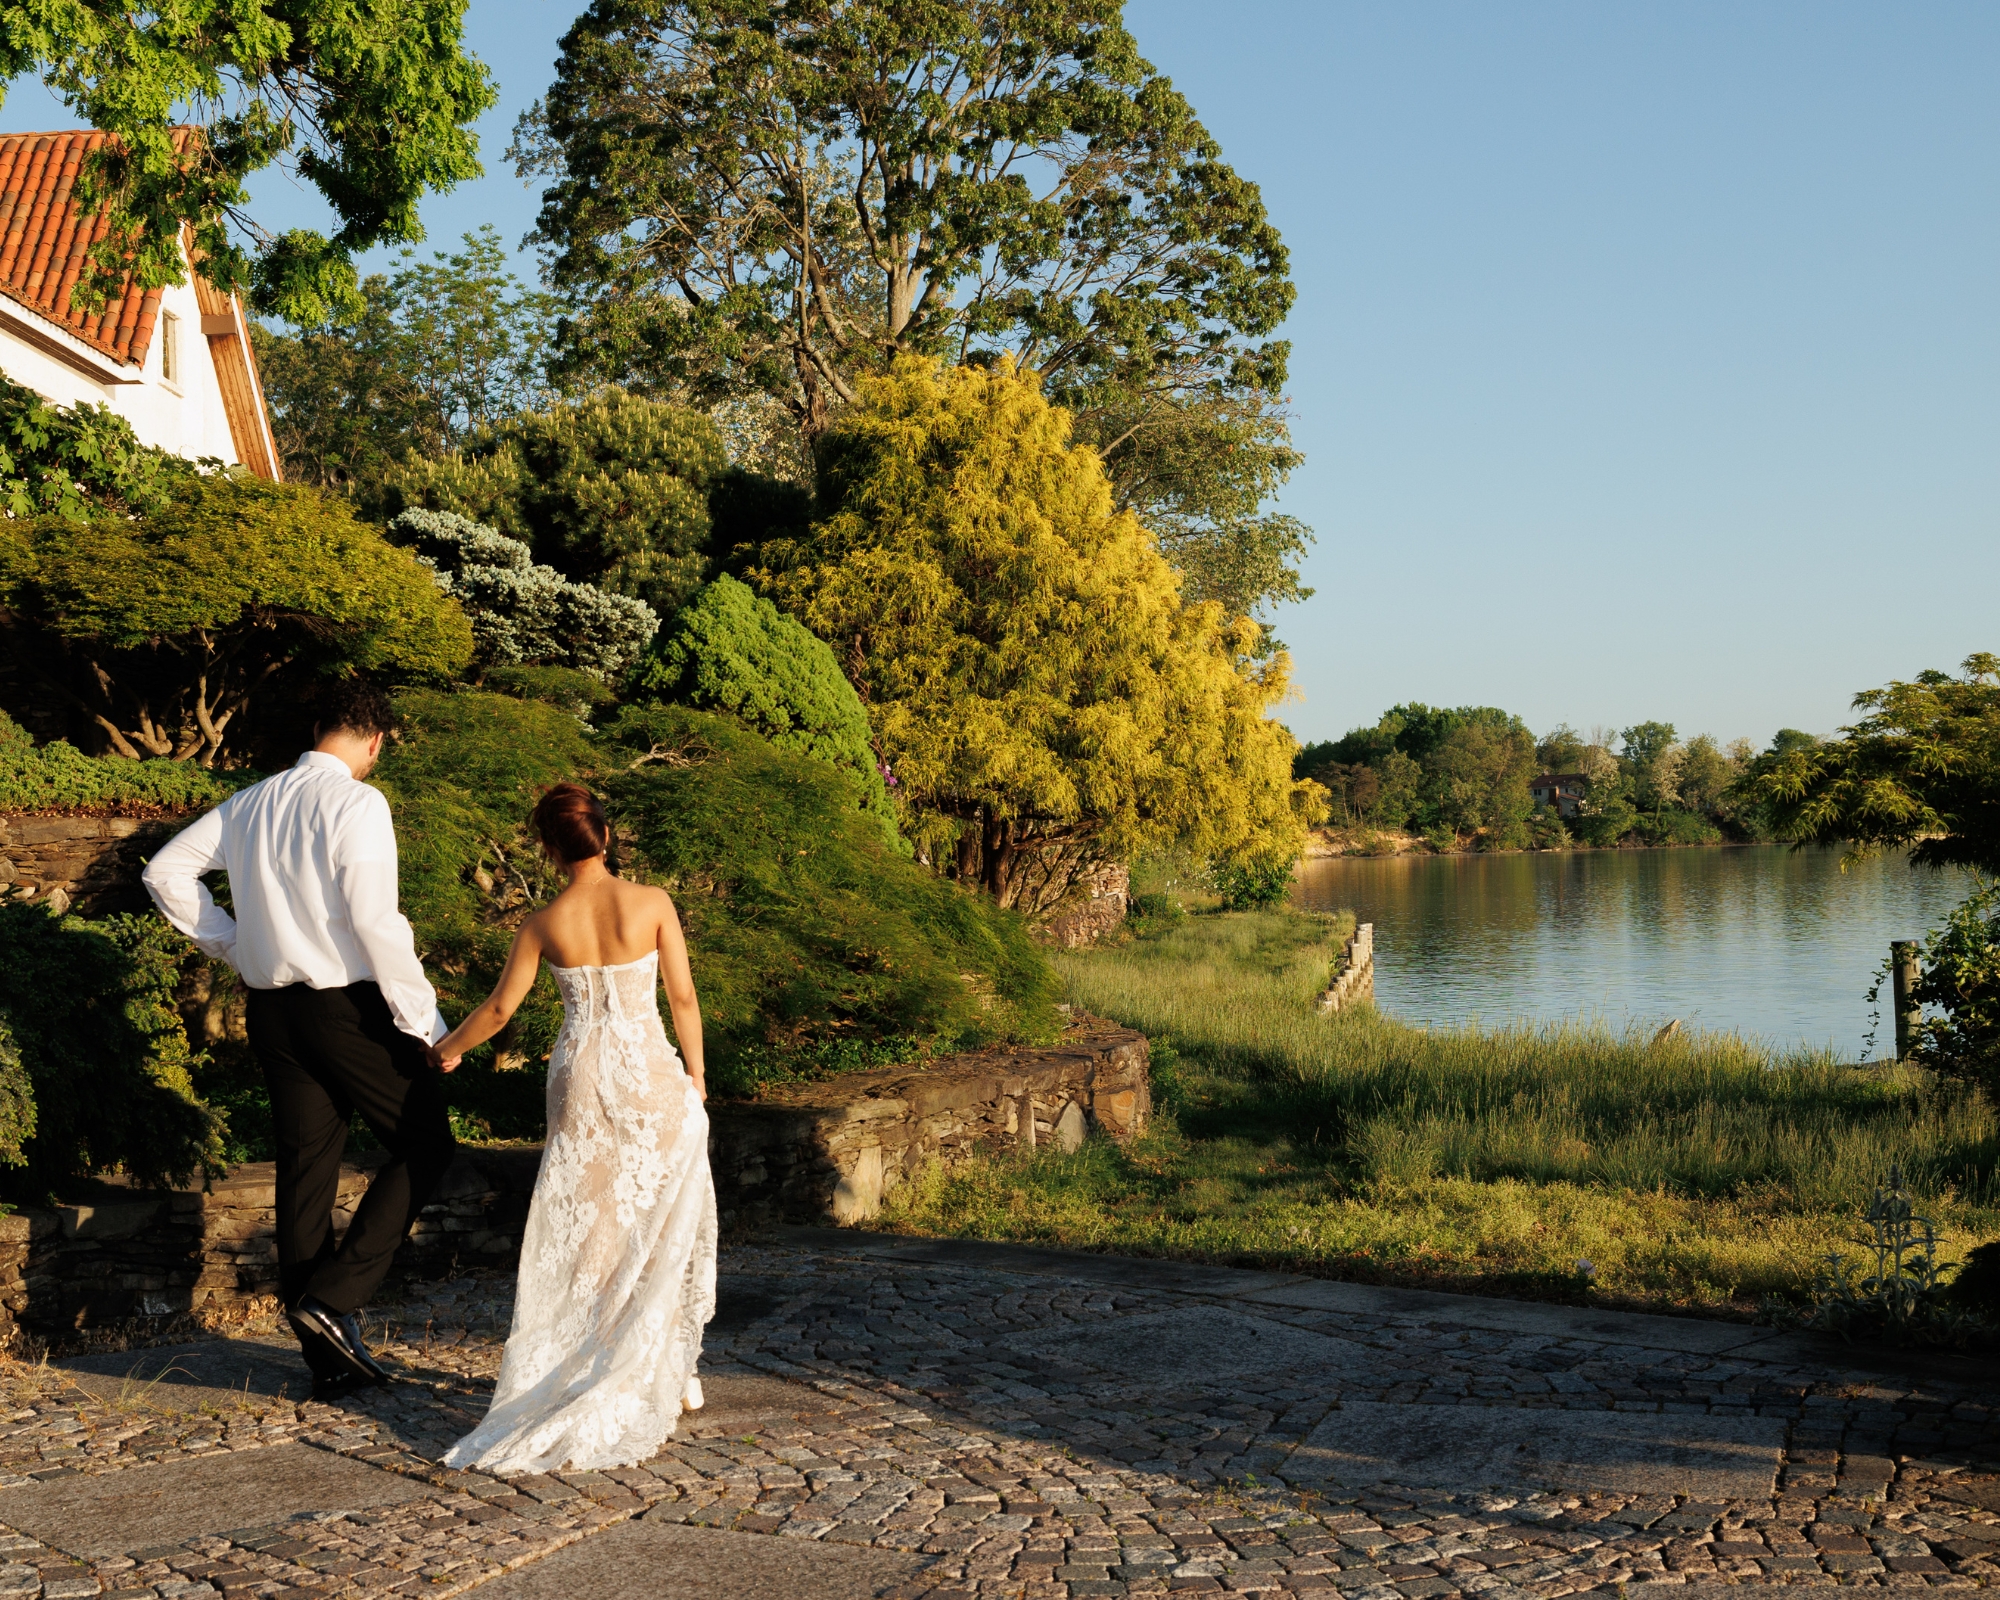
[5,2,1994,749]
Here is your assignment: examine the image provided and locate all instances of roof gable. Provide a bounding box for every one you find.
[0,129,176,368]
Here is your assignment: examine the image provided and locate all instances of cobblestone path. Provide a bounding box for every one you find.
[0,1233,1992,1599]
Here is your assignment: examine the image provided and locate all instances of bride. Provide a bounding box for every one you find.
[431,783,716,1474]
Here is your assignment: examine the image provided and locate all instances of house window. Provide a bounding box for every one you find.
[160,311,179,385]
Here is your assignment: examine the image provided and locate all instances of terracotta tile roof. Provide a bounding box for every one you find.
[0,129,182,368]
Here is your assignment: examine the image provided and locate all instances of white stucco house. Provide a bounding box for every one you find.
[0,128,280,479]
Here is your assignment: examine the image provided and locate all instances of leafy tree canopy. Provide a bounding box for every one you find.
[0,477,472,765]
[253,226,559,494]
[757,357,1310,910]
[515,0,1308,618]
[384,388,729,616]
[634,573,895,838]
[1747,653,2000,873]
[0,0,495,322]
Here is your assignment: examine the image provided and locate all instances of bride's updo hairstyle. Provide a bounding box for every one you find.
[532,783,611,864]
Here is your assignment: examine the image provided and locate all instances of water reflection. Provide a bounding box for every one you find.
[1292,845,1970,1059]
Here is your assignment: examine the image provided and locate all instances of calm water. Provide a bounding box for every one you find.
[1293,845,1971,1060]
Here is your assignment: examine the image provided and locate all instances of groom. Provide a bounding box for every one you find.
[144,680,458,1399]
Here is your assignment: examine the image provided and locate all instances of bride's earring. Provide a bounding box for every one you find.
[683,1374,704,1413]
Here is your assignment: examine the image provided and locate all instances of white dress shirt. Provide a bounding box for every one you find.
[143,751,446,1044]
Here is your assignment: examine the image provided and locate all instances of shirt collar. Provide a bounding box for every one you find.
[296,750,354,778]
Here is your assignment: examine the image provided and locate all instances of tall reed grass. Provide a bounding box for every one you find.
[875,907,2000,1311]
[1057,912,1999,1212]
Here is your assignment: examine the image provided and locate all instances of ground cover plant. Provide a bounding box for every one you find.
[878,905,2000,1313]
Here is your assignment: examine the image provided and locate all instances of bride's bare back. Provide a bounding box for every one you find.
[434,856,707,1098]
[531,871,675,970]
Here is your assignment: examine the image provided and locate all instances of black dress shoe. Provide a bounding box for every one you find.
[309,1368,378,1404]
[290,1296,391,1385]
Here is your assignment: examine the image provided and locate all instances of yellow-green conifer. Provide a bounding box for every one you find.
[761,358,1318,908]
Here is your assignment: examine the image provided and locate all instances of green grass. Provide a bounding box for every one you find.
[876,907,2000,1313]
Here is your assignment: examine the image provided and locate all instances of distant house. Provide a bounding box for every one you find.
[1529,773,1589,818]
[0,129,279,479]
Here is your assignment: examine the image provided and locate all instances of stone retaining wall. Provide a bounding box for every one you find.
[1317,922,1375,1014]
[705,1018,1149,1228]
[0,1022,1150,1342]
[0,1146,542,1344]
[0,812,189,917]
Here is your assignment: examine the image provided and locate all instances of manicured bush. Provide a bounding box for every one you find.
[634,574,896,840]
[0,1016,34,1168]
[0,712,250,814]
[0,477,472,766]
[481,665,618,719]
[386,508,658,681]
[0,904,223,1197]
[601,704,1059,1092]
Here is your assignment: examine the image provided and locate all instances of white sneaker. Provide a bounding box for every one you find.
[683,1375,704,1413]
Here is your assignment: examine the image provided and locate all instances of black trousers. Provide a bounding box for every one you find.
[245,981,458,1315]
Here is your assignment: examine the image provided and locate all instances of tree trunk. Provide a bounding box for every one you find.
[981,808,1015,905]
[954,822,981,883]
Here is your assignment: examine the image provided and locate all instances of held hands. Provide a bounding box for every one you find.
[427,1041,463,1073]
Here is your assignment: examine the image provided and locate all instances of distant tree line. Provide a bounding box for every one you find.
[1297,705,1821,851]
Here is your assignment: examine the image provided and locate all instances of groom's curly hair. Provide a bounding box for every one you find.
[314,678,399,740]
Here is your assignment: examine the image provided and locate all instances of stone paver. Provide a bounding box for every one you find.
[0,1236,1986,1598]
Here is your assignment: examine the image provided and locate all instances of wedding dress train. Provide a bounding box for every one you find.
[444,952,716,1474]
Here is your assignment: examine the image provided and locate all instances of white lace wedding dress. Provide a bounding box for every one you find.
[444,952,717,1474]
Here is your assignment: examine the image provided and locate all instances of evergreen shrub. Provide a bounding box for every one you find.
[634,574,897,840]
[0,712,249,813]
[481,665,617,718]
[0,904,223,1196]
[384,390,728,615]
[601,704,1060,1093]
[372,689,602,1138]
[386,508,658,680]
[0,1016,33,1168]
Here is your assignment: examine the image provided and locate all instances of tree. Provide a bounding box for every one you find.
[253,227,560,496]
[385,508,658,680]
[1073,388,1312,630]
[1311,702,1536,846]
[634,573,896,838]
[1747,654,2000,873]
[516,0,1306,615]
[0,478,473,765]
[0,0,494,322]
[0,371,199,519]
[1895,881,2000,1100]
[1536,723,1588,774]
[251,288,426,494]
[1619,721,1684,816]
[756,358,1311,911]
[1675,734,1736,817]
[385,389,728,615]
[385,227,560,450]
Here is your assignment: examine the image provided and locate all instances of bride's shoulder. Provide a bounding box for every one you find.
[611,874,675,910]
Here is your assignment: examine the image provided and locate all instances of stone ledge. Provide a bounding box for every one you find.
[709,1020,1149,1228]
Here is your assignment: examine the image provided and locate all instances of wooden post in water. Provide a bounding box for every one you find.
[1890,940,1920,1060]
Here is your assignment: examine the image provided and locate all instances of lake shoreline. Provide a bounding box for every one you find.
[1306,827,1784,860]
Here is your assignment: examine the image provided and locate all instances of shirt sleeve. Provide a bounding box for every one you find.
[141,807,239,968]
[337,790,447,1045]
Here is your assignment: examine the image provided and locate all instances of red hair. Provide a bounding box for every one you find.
[532,783,610,864]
